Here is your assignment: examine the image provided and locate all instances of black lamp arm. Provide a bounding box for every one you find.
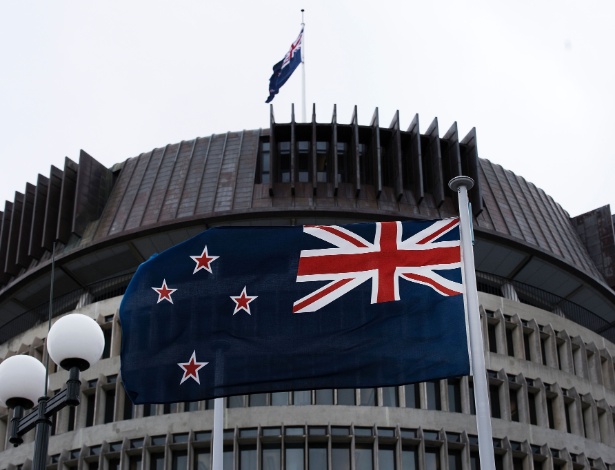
[9,366,82,447]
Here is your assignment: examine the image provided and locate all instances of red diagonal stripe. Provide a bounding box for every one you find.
[293,278,354,313]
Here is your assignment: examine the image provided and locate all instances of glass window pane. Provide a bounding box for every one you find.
[448,380,461,413]
[424,449,440,470]
[308,445,327,470]
[105,389,116,423]
[360,388,376,406]
[240,445,256,470]
[293,390,311,405]
[228,395,245,408]
[332,445,350,470]
[448,450,462,470]
[223,447,233,470]
[382,387,398,407]
[194,449,211,470]
[426,381,441,410]
[262,444,280,470]
[286,445,304,470]
[150,453,165,470]
[249,393,267,407]
[315,389,333,405]
[379,446,395,470]
[355,445,373,470]
[172,450,188,470]
[337,389,355,405]
[129,456,142,470]
[401,448,417,470]
[404,384,419,408]
[271,392,289,406]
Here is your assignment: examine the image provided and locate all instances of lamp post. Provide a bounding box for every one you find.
[0,313,105,470]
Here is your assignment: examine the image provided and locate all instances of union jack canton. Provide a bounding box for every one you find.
[294,219,463,313]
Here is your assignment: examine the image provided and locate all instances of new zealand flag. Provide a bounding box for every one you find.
[265,27,303,103]
[120,219,470,404]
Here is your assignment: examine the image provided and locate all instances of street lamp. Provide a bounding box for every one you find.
[0,313,105,470]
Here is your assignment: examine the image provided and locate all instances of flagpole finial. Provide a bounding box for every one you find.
[449,176,474,192]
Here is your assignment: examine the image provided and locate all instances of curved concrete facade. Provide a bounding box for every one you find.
[1,108,614,469]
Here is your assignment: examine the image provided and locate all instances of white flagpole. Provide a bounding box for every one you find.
[301,9,306,123]
[449,176,496,470]
[212,397,224,470]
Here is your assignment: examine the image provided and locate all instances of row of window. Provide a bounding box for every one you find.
[483,308,615,392]
[38,427,612,470]
[2,368,613,453]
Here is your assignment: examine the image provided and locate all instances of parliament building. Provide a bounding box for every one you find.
[0,105,614,469]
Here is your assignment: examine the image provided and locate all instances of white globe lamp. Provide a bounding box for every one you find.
[47,313,105,371]
[0,355,47,409]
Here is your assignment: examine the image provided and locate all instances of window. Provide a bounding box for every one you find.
[547,396,556,430]
[84,379,97,427]
[426,381,441,410]
[378,445,395,470]
[487,322,498,353]
[102,327,112,359]
[382,387,398,407]
[360,388,376,406]
[448,449,462,470]
[315,389,333,405]
[249,393,267,407]
[337,389,355,406]
[405,384,419,408]
[509,385,520,422]
[506,327,515,357]
[540,334,549,366]
[308,444,327,470]
[271,392,289,406]
[104,387,116,424]
[293,390,311,406]
[172,450,188,470]
[523,330,532,361]
[447,379,461,413]
[355,445,373,470]
[259,142,271,184]
[150,453,164,470]
[297,141,310,183]
[424,448,440,469]
[240,445,257,470]
[401,447,418,470]
[286,445,304,470]
[129,455,142,470]
[262,444,280,470]
[194,448,210,470]
[332,444,350,470]
[123,387,134,420]
[489,384,501,419]
[143,403,156,417]
[228,395,245,408]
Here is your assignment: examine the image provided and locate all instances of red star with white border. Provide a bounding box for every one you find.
[190,246,219,274]
[152,279,177,304]
[178,351,208,385]
[231,286,257,315]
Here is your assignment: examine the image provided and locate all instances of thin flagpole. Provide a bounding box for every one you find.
[449,176,495,470]
[212,397,224,470]
[301,9,306,123]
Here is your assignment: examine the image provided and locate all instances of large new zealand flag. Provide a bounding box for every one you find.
[120,218,470,404]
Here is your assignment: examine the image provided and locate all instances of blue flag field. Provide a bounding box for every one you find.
[120,219,470,404]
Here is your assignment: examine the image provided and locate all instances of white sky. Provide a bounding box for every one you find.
[0,1,613,218]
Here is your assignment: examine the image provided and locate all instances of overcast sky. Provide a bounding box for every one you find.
[1,1,613,219]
